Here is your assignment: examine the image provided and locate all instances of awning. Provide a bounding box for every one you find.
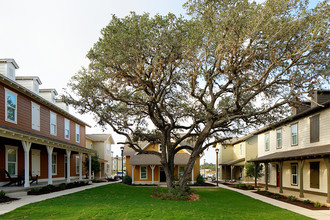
[248,144,330,163]
[220,158,245,166]
[98,158,108,163]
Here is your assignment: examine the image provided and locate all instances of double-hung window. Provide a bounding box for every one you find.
[31,102,40,131]
[50,112,57,135]
[291,163,298,185]
[64,119,70,140]
[75,124,80,143]
[5,89,17,123]
[291,124,298,145]
[52,153,57,175]
[140,166,147,179]
[239,143,243,156]
[106,144,110,155]
[6,146,18,176]
[276,129,282,148]
[265,133,270,151]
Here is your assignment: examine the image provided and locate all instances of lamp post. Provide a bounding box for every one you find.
[116,155,118,175]
[204,159,206,179]
[215,148,219,187]
[120,146,124,182]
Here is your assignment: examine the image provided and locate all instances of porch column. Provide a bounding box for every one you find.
[191,167,194,184]
[279,161,283,193]
[254,162,258,187]
[66,150,71,183]
[88,154,92,180]
[46,146,54,185]
[150,165,155,184]
[299,160,305,198]
[79,152,82,181]
[324,158,330,203]
[231,165,234,181]
[265,162,268,191]
[22,141,32,188]
[132,165,135,184]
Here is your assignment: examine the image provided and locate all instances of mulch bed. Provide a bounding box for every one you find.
[0,196,19,204]
[191,182,216,187]
[254,190,329,210]
[222,182,258,190]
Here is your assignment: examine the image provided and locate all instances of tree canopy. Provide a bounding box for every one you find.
[64,0,329,193]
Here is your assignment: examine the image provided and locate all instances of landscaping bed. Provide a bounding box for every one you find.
[27,181,90,195]
[254,190,329,210]
[0,196,19,204]
[222,182,256,190]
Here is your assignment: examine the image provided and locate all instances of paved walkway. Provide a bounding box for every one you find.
[218,184,330,220]
[0,181,115,215]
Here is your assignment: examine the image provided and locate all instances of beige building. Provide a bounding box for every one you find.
[112,156,125,174]
[216,134,258,182]
[86,134,114,178]
[250,91,330,203]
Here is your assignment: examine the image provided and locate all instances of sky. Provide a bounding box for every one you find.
[0,0,322,163]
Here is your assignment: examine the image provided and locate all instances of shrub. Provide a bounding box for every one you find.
[59,183,66,190]
[196,174,205,185]
[288,195,297,202]
[153,185,191,201]
[303,199,311,204]
[264,190,270,195]
[123,175,132,185]
[247,185,254,190]
[273,193,280,199]
[257,188,260,192]
[314,201,322,207]
[30,187,40,193]
[66,183,75,188]
[0,190,5,198]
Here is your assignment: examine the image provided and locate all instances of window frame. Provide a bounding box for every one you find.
[276,129,282,149]
[5,145,18,176]
[265,133,270,151]
[140,166,147,179]
[64,118,70,140]
[52,152,57,175]
[239,143,243,156]
[31,102,40,131]
[5,88,18,124]
[75,124,80,143]
[291,123,298,146]
[291,163,298,185]
[50,111,57,136]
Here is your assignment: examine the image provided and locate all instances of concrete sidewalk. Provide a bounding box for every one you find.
[0,181,115,215]
[218,184,330,220]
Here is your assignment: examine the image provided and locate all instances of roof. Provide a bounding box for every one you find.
[0,74,89,127]
[0,58,19,69]
[219,158,245,165]
[129,153,190,165]
[39,88,58,95]
[248,145,330,163]
[15,76,42,85]
[86,134,115,144]
[98,157,108,163]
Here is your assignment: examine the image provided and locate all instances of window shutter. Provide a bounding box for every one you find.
[310,115,319,143]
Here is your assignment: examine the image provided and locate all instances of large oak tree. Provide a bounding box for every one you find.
[64,0,329,193]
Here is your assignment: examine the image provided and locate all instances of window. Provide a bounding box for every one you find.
[239,143,243,156]
[106,163,110,173]
[106,144,110,155]
[76,156,80,174]
[291,163,298,185]
[179,166,185,178]
[5,89,17,123]
[31,102,40,131]
[291,124,298,145]
[265,133,270,151]
[5,146,18,176]
[50,112,57,135]
[159,144,162,153]
[276,129,282,148]
[310,115,320,143]
[52,153,57,175]
[140,166,147,179]
[64,119,70,140]
[75,124,80,142]
[239,167,243,179]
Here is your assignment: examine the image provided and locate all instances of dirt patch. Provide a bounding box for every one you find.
[254,190,329,210]
[0,196,19,204]
[191,182,216,187]
[189,192,200,201]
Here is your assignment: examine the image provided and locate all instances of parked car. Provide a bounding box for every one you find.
[114,171,126,179]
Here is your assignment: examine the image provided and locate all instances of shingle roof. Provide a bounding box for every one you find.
[86,134,114,144]
[219,158,245,165]
[129,153,190,165]
[248,144,330,163]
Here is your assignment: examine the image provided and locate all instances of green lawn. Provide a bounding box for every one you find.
[0,184,310,220]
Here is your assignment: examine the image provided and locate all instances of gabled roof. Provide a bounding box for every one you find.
[129,153,190,165]
[219,158,245,165]
[0,58,19,69]
[15,76,42,85]
[86,134,114,144]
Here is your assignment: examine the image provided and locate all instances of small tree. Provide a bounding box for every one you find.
[245,162,264,179]
[83,154,101,176]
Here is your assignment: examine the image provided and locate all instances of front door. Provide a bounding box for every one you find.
[160,167,166,182]
[310,162,320,189]
[31,149,40,176]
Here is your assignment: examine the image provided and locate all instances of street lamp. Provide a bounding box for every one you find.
[215,148,219,187]
[120,146,124,182]
[204,159,206,179]
[116,155,118,175]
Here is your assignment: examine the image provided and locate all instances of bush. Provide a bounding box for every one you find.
[314,201,322,207]
[264,190,270,195]
[247,185,254,190]
[257,188,260,192]
[123,175,132,185]
[30,187,40,193]
[196,174,205,185]
[152,184,191,201]
[273,193,280,199]
[0,190,5,198]
[288,195,297,202]
[303,199,311,204]
[59,183,66,190]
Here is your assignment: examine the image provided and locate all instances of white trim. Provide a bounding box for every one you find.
[291,163,298,185]
[134,143,151,155]
[140,166,147,179]
[52,152,57,175]
[276,128,282,149]
[50,111,57,136]
[5,145,18,176]
[5,88,18,124]
[75,124,80,143]
[291,123,298,146]
[31,101,40,131]
[64,118,70,140]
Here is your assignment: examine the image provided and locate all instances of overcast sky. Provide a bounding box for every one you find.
[0,0,322,163]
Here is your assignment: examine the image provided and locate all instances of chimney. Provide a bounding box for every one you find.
[291,102,311,115]
[39,89,58,104]
[0,58,19,81]
[15,76,42,95]
[310,90,330,108]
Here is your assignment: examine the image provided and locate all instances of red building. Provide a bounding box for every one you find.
[0,58,94,187]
